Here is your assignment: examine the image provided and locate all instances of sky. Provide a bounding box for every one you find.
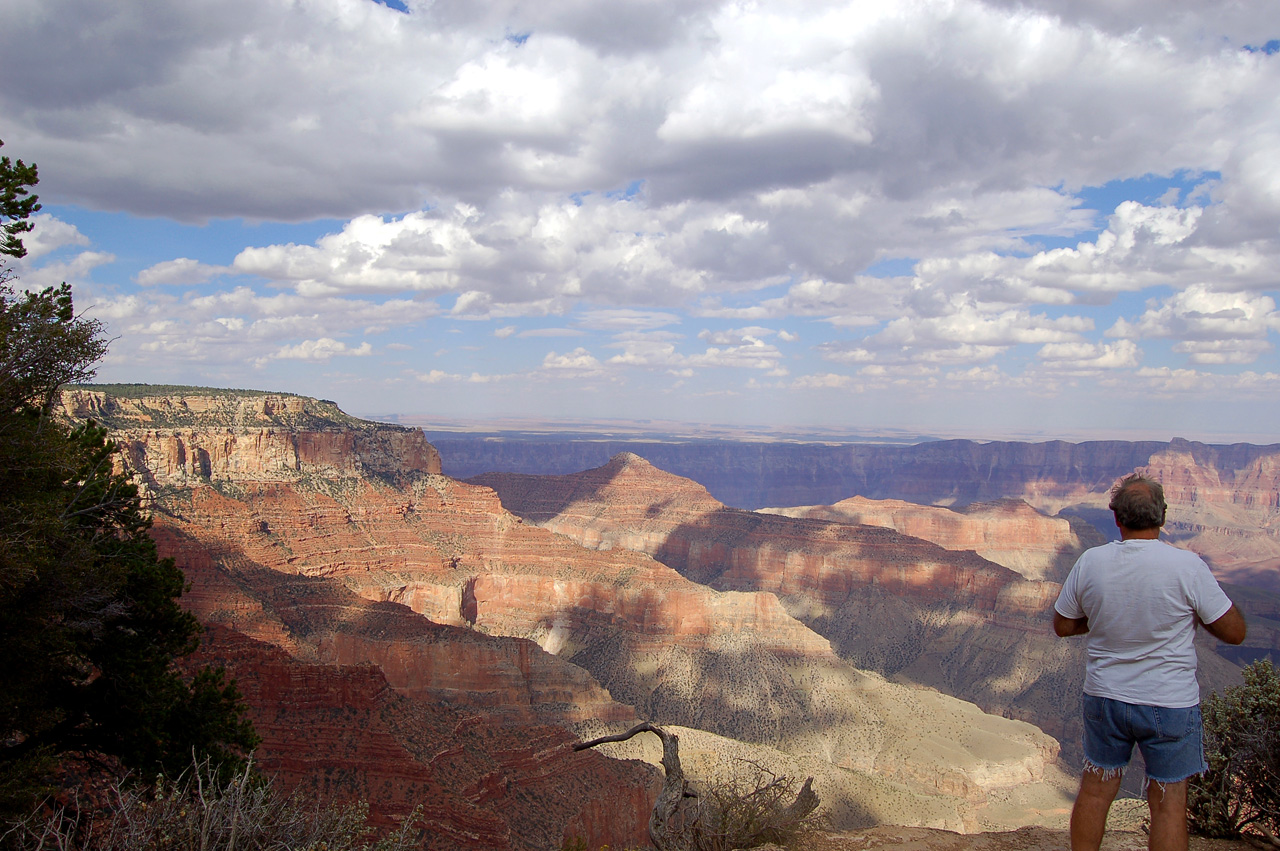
[3,0,1280,442]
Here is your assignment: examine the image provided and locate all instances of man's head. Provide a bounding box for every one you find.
[1108,474,1167,531]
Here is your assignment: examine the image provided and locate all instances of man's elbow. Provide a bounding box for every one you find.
[1204,605,1248,646]
[1053,611,1087,637]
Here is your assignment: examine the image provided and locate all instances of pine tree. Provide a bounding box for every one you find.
[0,144,257,815]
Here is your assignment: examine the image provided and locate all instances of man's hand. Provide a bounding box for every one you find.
[1200,604,1247,645]
[1054,611,1089,637]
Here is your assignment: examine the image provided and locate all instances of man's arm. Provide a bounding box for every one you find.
[1200,604,1247,645]
[1054,610,1089,637]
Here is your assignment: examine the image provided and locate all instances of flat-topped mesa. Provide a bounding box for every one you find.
[60,385,441,487]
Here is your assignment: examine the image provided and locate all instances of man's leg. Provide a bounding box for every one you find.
[1070,767,1123,851]
[1145,778,1188,851]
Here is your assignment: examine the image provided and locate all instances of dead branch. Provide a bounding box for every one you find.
[577,722,694,850]
[575,723,819,851]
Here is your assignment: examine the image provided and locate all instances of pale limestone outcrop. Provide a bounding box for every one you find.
[60,387,442,487]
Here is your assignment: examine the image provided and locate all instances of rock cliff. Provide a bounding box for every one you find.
[1139,441,1280,592]
[434,435,1280,593]
[471,453,1252,772]
[760,497,1104,582]
[189,623,658,850]
[64,386,1072,839]
[432,437,1169,510]
[61,385,442,486]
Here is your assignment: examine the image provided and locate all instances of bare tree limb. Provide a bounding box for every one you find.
[575,723,819,851]
[780,777,819,824]
[577,722,693,850]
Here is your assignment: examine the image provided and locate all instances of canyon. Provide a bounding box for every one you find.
[470,452,1276,771]
[62,386,1086,848]
[431,435,1280,593]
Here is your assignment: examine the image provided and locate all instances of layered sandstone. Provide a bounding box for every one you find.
[1139,441,1280,592]
[472,454,1250,771]
[152,457,1055,819]
[434,435,1280,594]
[469,454,1034,617]
[61,386,442,486]
[191,624,658,851]
[64,387,1071,837]
[760,497,1102,582]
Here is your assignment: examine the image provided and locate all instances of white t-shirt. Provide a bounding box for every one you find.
[1054,538,1233,708]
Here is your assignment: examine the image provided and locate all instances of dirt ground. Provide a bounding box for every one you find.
[808,825,1260,851]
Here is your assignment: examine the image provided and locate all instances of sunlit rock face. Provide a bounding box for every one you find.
[62,388,1075,837]
[471,453,1251,770]
[60,387,443,485]
[439,436,1280,594]
[62,389,652,850]
[1139,441,1280,593]
[760,497,1102,583]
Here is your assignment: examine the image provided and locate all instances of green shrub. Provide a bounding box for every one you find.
[1188,659,1280,843]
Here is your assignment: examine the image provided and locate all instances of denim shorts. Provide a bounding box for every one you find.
[1081,694,1207,784]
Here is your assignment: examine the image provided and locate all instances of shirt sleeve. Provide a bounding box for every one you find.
[1188,558,1233,625]
[1054,557,1084,619]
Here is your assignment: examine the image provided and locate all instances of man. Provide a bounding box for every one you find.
[1054,474,1247,851]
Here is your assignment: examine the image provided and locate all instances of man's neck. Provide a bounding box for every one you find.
[1118,526,1161,541]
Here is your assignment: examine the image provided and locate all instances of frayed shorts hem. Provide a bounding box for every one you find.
[1081,758,1201,786]
[1081,694,1207,784]
[1081,759,1126,781]
[1143,769,1202,785]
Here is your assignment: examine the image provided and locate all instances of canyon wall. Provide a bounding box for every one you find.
[472,453,1257,771]
[761,497,1105,582]
[64,387,1075,841]
[431,437,1167,509]
[62,386,443,485]
[437,435,1280,593]
[189,623,657,850]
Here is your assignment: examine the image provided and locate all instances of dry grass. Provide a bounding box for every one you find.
[0,759,419,851]
[674,760,825,851]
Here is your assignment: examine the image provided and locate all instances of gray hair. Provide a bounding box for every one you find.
[1108,474,1167,530]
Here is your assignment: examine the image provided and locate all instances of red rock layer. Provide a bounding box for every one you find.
[156,520,633,725]
[1140,443,1280,592]
[60,388,443,485]
[190,624,657,851]
[434,435,1280,595]
[470,453,1032,618]
[68,390,1067,831]
[470,453,1252,770]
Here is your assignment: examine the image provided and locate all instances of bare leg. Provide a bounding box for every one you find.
[1070,768,1123,851]
[1146,778,1188,851]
